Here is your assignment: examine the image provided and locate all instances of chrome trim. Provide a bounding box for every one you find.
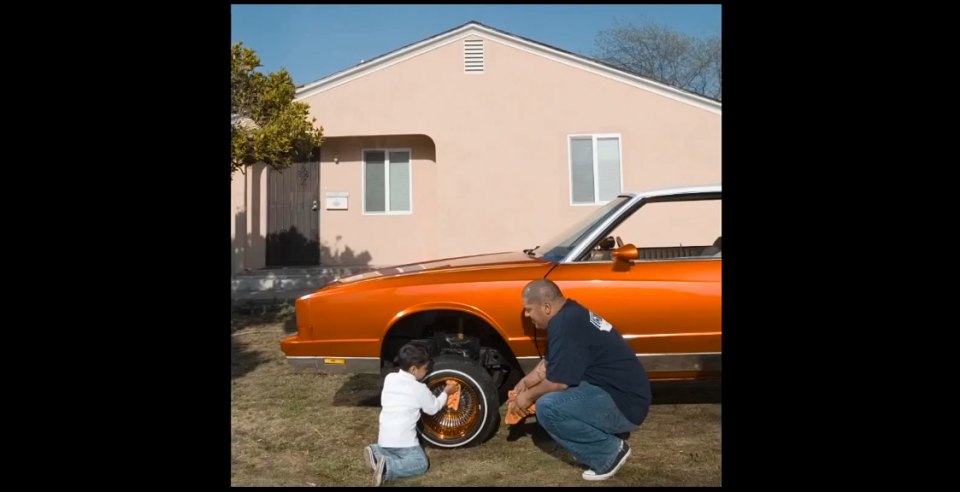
[622,332,721,339]
[516,356,543,373]
[286,356,380,374]
[639,352,721,373]
[577,256,722,265]
[286,351,721,376]
[516,352,720,374]
[561,185,722,263]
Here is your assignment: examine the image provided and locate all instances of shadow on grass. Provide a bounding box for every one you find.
[231,305,298,334]
[651,379,721,405]
[332,373,381,407]
[232,337,268,380]
[505,419,577,467]
[500,379,721,466]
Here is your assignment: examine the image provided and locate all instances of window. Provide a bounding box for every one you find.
[583,198,722,262]
[569,135,622,205]
[363,149,411,214]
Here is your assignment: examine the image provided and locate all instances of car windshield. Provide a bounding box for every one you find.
[536,196,631,262]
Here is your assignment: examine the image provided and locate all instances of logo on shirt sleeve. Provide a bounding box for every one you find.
[589,311,613,332]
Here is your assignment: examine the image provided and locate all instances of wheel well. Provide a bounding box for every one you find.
[381,310,522,393]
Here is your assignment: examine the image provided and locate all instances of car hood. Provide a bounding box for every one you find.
[334,252,548,285]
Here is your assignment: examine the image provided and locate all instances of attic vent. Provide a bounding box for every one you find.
[464,39,484,73]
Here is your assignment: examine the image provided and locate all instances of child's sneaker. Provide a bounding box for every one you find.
[373,456,386,487]
[363,445,377,471]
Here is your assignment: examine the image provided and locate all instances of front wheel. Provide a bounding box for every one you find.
[418,355,500,448]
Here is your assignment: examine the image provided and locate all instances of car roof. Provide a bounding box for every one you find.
[621,184,722,200]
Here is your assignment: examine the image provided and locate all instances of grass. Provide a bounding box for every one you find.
[231,310,721,486]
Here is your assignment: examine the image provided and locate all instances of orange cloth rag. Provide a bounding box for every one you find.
[446,389,461,411]
[505,390,536,425]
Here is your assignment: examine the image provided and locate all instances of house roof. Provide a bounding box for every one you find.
[294,21,721,114]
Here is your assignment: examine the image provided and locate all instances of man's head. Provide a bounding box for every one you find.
[395,342,431,380]
[522,279,566,330]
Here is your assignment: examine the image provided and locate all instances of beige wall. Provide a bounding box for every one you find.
[318,135,438,266]
[230,163,267,273]
[612,200,722,248]
[231,171,245,273]
[276,31,720,268]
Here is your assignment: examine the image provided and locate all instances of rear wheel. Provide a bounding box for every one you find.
[417,355,500,448]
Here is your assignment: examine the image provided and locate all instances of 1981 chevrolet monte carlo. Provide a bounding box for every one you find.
[281,185,721,448]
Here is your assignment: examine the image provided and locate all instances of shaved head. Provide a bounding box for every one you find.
[522,279,564,304]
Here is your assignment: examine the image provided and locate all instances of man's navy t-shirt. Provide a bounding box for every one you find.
[545,299,652,425]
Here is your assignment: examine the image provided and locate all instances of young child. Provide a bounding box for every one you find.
[363,343,459,486]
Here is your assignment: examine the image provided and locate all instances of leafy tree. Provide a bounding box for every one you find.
[232,43,323,173]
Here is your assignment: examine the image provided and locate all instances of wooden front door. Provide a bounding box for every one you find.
[265,161,320,266]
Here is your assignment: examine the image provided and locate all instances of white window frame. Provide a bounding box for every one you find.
[362,148,413,215]
[567,133,624,206]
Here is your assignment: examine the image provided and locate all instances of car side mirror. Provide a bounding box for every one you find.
[612,244,639,262]
[598,236,616,249]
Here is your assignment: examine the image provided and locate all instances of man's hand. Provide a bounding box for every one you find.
[513,379,528,394]
[444,381,461,395]
[515,359,547,394]
[515,389,535,413]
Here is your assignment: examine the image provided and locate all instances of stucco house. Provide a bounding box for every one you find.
[231,21,720,273]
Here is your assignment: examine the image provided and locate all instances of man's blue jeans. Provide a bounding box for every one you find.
[369,444,429,482]
[536,381,639,472]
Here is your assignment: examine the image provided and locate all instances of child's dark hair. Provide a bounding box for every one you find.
[394,343,431,371]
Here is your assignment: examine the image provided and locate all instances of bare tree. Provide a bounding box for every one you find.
[594,22,721,100]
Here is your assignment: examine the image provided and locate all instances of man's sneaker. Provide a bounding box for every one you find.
[615,432,631,441]
[373,455,386,487]
[363,445,377,471]
[582,440,631,481]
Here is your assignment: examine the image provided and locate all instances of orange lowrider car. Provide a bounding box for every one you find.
[281,185,721,448]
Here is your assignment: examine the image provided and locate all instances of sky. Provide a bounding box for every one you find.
[231,4,721,87]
